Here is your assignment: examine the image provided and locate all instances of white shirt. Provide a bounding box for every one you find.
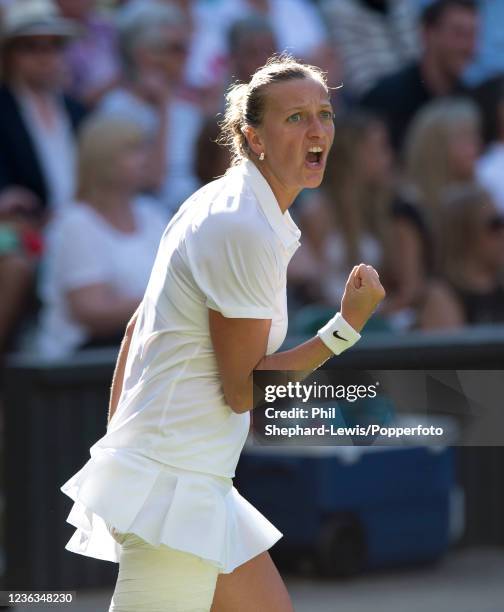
[98,88,202,216]
[263,0,328,58]
[477,143,504,214]
[95,158,300,477]
[16,91,76,215]
[36,197,166,359]
[60,159,299,570]
[182,0,328,88]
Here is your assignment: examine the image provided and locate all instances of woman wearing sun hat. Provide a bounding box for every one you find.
[0,0,84,219]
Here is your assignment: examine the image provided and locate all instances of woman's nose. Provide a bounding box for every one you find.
[306,114,325,137]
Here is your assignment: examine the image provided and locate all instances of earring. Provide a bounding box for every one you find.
[259,152,265,161]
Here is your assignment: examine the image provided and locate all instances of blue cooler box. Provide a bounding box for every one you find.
[235,441,461,576]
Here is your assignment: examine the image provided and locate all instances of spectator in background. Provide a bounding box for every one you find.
[0,194,37,357]
[361,0,479,152]
[0,251,32,357]
[119,0,227,95]
[235,0,329,65]
[36,115,166,359]
[288,111,395,309]
[392,97,481,320]
[124,1,337,111]
[194,117,231,186]
[471,75,504,149]
[474,77,504,214]
[321,0,420,100]
[193,14,278,116]
[0,0,86,221]
[184,0,234,92]
[100,2,202,218]
[419,185,504,329]
[57,0,121,108]
[228,15,277,84]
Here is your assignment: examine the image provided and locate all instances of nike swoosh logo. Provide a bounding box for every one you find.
[332,330,348,341]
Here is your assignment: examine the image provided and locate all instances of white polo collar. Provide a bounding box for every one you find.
[238,159,301,252]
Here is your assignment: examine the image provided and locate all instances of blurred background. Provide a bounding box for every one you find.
[0,0,504,610]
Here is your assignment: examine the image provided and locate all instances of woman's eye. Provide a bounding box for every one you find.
[320,110,334,120]
[288,113,301,122]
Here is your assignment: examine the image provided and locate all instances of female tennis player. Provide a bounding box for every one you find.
[60,54,385,612]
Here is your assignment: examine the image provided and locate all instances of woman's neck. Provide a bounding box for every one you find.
[84,188,137,233]
[255,162,300,214]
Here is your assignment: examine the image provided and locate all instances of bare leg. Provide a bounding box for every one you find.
[210,551,294,612]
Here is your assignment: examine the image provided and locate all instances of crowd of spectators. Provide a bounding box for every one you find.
[1,0,504,368]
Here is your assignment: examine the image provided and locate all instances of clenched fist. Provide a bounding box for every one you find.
[340,263,386,332]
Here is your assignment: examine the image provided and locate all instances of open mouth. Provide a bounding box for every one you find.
[305,146,324,169]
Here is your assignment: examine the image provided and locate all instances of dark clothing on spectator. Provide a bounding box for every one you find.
[0,85,86,212]
[449,283,504,325]
[360,62,467,151]
[470,75,504,145]
[361,0,389,15]
[322,0,419,100]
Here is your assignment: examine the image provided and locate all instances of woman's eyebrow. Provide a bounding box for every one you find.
[283,102,333,113]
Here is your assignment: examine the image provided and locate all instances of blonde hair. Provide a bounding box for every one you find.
[322,111,395,277]
[218,52,330,166]
[438,183,495,286]
[404,98,480,222]
[76,115,146,201]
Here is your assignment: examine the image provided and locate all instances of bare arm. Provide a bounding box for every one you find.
[380,218,426,313]
[210,264,385,414]
[107,305,141,426]
[209,311,334,413]
[417,280,466,330]
[66,284,141,337]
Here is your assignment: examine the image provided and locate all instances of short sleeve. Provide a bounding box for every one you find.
[48,210,110,291]
[188,218,281,319]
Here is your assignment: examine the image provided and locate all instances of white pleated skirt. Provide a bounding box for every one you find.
[60,447,283,574]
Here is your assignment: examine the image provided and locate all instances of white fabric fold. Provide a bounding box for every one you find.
[60,448,283,574]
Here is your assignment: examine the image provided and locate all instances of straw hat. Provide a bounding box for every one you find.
[1,0,79,43]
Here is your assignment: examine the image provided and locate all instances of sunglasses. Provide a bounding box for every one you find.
[486,214,504,233]
[153,41,189,56]
[13,38,67,54]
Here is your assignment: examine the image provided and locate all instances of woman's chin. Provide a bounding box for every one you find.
[302,167,325,188]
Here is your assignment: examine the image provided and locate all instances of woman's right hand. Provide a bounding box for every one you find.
[340,263,386,332]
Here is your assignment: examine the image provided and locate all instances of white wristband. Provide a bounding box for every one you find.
[316,312,361,355]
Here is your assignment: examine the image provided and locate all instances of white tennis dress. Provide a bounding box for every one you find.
[60,159,302,574]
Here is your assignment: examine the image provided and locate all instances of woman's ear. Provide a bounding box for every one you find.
[241,125,264,158]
